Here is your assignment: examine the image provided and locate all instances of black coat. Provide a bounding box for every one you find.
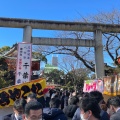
[37,96,50,108]
[63,105,78,118]
[100,110,110,120]
[61,95,65,110]
[3,114,16,120]
[43,108,67,120]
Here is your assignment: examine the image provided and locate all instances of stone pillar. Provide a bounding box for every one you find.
[23,26,32,42]
[94,29,104,78]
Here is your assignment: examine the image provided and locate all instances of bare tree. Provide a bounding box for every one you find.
[58,55,91,89]
[90,10,120,67]
[58,55,83,73]
[33,10,120,73]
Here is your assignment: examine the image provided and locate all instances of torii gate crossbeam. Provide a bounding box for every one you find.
[0,17,116,78]
[32,37,95,47]
[0,17,120,32]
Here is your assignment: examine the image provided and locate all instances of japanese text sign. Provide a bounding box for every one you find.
[83,80,104,93]
[15,43,32,85]
[0,78,46,109]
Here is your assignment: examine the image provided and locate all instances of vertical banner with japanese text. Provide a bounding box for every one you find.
[15,43,32,85]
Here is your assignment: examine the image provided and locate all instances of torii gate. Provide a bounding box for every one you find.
[1,17,120,78]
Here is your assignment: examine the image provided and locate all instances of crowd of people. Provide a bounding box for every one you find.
[3,87,120,120]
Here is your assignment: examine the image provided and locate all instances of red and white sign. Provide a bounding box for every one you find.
[15,43,32,85]
[83,80,104,93]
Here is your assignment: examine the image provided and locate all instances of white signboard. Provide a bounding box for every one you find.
[15,43,32,85]
[83,80,104,93]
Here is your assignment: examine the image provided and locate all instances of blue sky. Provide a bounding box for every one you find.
[0,0,120,66]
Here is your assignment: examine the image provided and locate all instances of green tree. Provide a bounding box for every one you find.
[0,46,16,88]
[32,52,47,63]
[0,46,10,55]
[0,57,14,88]
[44,69,65,85]
[65,68,90,90]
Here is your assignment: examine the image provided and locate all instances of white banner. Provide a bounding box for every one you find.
[15,43,32,85]
[83,80,104,93]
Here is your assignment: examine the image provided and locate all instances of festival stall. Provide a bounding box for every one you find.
[83,75,120,102]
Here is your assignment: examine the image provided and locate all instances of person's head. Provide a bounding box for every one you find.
[24,101,43,120]
[99,100,107,111]
[49,98,61,108]
[106,97,112,109]
[109,96,120,113]
[27,93,37,103]
[83,92,89,98]
[65,91,70,97]
[106,97,115,116]
[89,91,104,104]
[70,96,79,105]
[13,98,27,119]
[72,91,76,96]
[80,97,101,120]
[55,91,60,96]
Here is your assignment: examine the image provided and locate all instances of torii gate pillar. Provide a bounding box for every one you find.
[23,26,32,42]
[94,29,104,78]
